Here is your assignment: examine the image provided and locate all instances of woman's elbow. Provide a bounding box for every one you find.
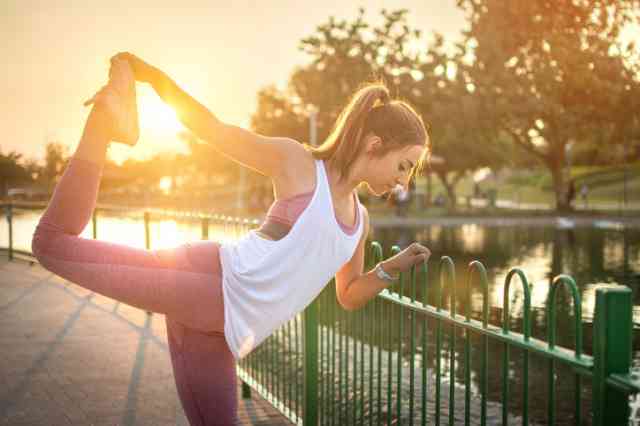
[31,227,46,261]
[338,297,361,312]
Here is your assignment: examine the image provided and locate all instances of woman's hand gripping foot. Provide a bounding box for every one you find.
[83,57,140,146]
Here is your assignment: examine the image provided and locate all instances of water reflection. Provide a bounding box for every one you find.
[374,225,639,327]
[370,223,640,422]
[1,208,242,253]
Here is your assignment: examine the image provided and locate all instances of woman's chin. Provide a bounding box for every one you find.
[364,182,389,197]
[372,185,390,197]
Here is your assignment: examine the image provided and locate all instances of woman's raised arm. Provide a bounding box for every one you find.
[110,52,225,142]
[110,52,300,180]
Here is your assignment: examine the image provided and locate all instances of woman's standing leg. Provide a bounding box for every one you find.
[167,320,238,426]
[167,242,238,426]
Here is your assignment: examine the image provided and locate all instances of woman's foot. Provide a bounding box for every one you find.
[83,58,140,146]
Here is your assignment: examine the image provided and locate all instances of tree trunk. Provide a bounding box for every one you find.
[444,184,457,208]
[435,172,458,209]
[549,157,572,212]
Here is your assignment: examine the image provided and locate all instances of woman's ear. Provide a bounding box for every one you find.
[364,134,383,156]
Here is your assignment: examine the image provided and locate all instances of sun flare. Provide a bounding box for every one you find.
[105,87,189,166]
[138,88,184,135]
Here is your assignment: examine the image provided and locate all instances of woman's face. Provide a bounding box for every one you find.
[364,142,425,197]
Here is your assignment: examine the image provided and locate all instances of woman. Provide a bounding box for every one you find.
[31,53,432,425]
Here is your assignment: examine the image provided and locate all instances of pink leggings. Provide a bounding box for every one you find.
[31,157,238,425]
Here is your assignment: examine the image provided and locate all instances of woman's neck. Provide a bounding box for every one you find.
[324,159,358,202]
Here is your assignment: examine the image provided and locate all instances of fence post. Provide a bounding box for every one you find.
[144,211,151,250]
[592,286,632,425]
[7,204,13,261]
[241,382,252,399]
[201,218,209,240]
[303,299,319,425]
[92,209,98,239]
[143,211,152,316]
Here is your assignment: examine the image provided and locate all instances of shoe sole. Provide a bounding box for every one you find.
[109,59,139,146]
[83,58,139,146]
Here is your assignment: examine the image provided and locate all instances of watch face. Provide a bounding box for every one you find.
[376,264,392,282]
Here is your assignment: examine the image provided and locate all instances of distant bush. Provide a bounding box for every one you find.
[504,172,540,187]
[573,162,640,189]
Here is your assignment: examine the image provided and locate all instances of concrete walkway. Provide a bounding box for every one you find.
[0,257,293,425]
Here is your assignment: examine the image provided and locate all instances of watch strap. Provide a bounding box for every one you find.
[375,262,398,283]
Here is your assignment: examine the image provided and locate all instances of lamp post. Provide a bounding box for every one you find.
[308,105,319,147]
[236,164,246,215]
[236,121,251,215]
[623,140,628,211]
[623,115,633,211]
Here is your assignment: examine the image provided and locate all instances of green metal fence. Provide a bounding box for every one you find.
[2,201,639,424]
[236,240,640,424]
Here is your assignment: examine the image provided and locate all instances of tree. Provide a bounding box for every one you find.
[411,34,510,206]
[252,8,419,142]
[458,0,640,210]
[178,130,269,205]
[0,149,32,197]
[42,142,70,190]
[251,8,502,207]
[251,86,309,142]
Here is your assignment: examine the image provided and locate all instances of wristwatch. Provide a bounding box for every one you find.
[375,262,399,284]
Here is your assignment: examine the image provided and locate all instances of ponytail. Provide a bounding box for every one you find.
[306,80,430,184]
[306,82,391,182]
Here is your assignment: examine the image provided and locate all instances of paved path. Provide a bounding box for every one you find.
[0,257,293,425]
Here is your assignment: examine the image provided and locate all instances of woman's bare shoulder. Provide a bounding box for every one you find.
[272,141,316,199]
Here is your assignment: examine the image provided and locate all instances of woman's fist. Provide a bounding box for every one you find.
[383,242,431,275]
[110,52,158,84]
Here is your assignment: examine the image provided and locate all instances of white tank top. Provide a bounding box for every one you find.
[219,159,364,360]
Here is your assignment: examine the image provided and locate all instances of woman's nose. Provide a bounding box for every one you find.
[394,180,408,192]
[396,175,409,187]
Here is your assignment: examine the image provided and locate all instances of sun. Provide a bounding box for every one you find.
[159,176,172,194]
[105,85,189,165]
[138,86,184,135]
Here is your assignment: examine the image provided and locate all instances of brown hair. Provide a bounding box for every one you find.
[305,80,431,184]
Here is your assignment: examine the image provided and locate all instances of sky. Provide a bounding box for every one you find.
[1,1,466,165]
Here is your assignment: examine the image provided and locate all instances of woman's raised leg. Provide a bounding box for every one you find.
[31,88,225,334]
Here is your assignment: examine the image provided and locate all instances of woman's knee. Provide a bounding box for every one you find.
[31,224,59,266]
[31,224,83,272]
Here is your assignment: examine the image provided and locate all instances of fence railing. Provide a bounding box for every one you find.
[0,201,260,261]
[2,201,639,425]
[237,242,639,425]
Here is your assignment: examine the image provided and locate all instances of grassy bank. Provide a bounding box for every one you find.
[409,163,640,210]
